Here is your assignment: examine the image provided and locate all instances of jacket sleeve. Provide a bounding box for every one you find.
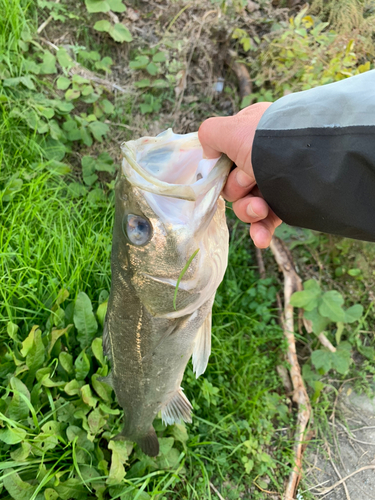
[251,70,375,242]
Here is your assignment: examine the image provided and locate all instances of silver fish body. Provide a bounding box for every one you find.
[103,129,232,456]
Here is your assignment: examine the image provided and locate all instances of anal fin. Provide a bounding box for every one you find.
[192,312,211,378]
[161,388,192,426]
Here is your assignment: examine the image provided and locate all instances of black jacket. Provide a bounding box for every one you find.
[252,70,375,241]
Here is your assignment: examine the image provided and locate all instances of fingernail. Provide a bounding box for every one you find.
[236,169,254,188]
[246,203,260,218]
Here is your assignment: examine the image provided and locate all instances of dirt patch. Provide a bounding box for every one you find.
[305,386,375,499]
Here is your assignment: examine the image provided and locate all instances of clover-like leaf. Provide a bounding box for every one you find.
[319,290,345,322]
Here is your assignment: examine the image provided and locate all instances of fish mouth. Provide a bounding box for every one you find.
[120,129,232,201]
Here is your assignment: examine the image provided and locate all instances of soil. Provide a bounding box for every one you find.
[305,386,375,499]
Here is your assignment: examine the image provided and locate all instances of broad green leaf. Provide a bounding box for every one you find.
[156,447,180,469]
[39,52,57,74]
[26,328,45,372]
[152,79,169,88]
[96,301,108,327]
[82,155,96,173]
[74,292,98,349]
[38,107,55,119]
[159,437,174,455]
[152,51,167,62]
[100,402,120,415]
[92,373,112,402]
[109,24,133,43]
[55,478,86,500]
[82,84,94,96]
[44,489,59,500]
[107,440,133,484]
[87,188,107,206]
[134,78,151,88]
[0,427,27,444]
[290,280,320,311]
[83,173,98,186]
[56,48,74,69]
[72,74,90,84]
[3,468,35,500]
[48,325,72,355]
[146,62,159,76]
[94,19,111,32]
[332,343,351,374]
[10,442,31,461]
[87,407,106,434]
[56,76,71,90]
[59,351,74,374]
[88,120,109,141]
[100,99,115,114]
[55,101,74,113]
[7,377,30,420]
[344,304,363,323]
[75,350,91,380]
[319,291,345,322]
[3,76,35,89]
[7,322,19,341]
[304,308,330,335]
[81,384,97,407]
[65,89,80,101]
[107,0,126,11]
[92,338,104,364]
[85,0,110,13]
[64,379,83,396]
[95,56,113,72]
[129,56,149,69]
[311,349,332,373]
[2,177,23,202]
[171,423,188,443]
[55,288,69,306]
[67,182,87,198]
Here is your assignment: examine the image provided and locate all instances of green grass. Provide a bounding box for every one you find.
[0,171,113,329]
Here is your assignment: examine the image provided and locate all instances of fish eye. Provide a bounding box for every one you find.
[123,214,152,246]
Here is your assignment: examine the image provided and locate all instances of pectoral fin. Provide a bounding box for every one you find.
[161,388,192,425]
[192,312,211,378]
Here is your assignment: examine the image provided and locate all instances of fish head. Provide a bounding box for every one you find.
[114,129,232,317]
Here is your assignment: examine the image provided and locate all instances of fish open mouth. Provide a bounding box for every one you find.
[120,129,231,201]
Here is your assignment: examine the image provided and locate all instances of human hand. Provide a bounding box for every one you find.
[198,103,282,248]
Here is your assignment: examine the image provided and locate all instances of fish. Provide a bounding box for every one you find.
[102,128,232,457]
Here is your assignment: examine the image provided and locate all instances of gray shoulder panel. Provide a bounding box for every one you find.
[257,70,375,131]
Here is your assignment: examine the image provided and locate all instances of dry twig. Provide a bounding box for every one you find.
[37,0,61,34]
[209,481,226,500]
[313,465,375,495]
[269,236,311,500]
[255,247,266,279]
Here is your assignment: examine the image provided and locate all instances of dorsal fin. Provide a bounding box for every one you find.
[161,388,192,426]
[192,312,211,378]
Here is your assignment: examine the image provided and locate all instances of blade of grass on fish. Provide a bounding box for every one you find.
[173,249,200,311]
